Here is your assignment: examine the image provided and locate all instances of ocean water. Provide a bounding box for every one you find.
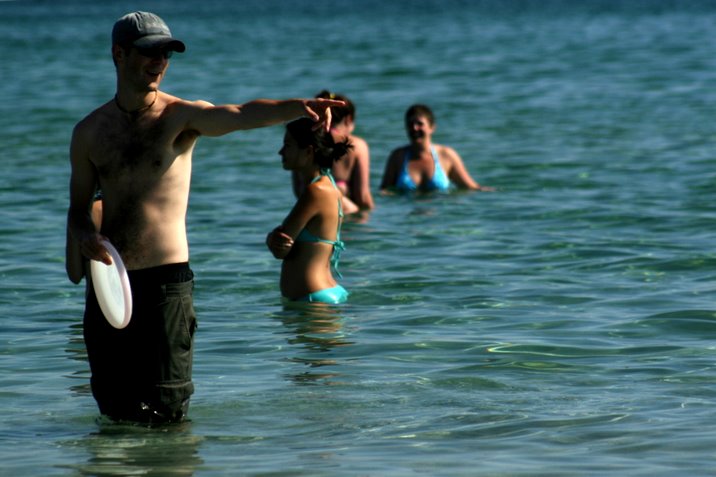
[2,0,716,475]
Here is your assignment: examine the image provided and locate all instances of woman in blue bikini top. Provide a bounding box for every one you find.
[394,146,451,192]
[266,118,353,304]
[380,104,492,194]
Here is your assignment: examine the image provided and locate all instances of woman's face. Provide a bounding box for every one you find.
[405,114,435,144]
[279,131,312,170]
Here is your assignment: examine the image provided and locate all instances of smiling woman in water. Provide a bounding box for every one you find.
[380,104,493,194]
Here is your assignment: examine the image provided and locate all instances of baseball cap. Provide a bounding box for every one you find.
[112,11,186,52]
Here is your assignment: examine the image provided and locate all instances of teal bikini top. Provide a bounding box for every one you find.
[295,169,346,277]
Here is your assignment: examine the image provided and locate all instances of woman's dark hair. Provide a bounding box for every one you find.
[315,90,355,124]
[286,118,353,169]
[405,104,435,126]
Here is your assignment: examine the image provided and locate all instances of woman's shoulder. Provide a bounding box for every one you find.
[305,175,341,198]
[434,143,455,155]
[349,133,368,147]
[435,144,461,163]
[388,145,410,160]
[346,134,367,157]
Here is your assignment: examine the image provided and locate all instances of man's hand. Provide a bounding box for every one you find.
[303,98,345,132]
[78,232,113,265]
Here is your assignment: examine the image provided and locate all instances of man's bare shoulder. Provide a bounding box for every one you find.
[160,95,216,134]
[74,100,112,130]
[163,94,214,112]
[75,95,212,126]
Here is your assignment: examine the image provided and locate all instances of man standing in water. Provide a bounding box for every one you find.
[66,11,343,423]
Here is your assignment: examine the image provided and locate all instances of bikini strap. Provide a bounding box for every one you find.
[308,169,346,278]
[324,168,345,277]
[430,146,444,174]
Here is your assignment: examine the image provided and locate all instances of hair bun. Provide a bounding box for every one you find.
[331,140,353,162]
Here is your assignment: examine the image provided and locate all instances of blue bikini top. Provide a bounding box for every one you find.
[295,169,345,277]
[395,146,451,192]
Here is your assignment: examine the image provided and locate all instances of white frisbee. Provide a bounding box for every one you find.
[90,239,132,329]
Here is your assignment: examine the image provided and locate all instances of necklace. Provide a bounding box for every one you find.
[114,91,157,116]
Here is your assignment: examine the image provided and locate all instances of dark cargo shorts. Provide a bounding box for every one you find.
[83,263,197,423]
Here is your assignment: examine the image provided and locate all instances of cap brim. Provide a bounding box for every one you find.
[133,35,186,52]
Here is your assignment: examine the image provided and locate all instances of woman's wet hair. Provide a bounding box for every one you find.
[286,118,353,169]
[315,90,356,125]
[405,104,435,126]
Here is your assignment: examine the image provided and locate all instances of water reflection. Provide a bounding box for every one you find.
[71,420,203,476]
[274,302,353,385]
[63,323,203,476]
[65,322,92,397]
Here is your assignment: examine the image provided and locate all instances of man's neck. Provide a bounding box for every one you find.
[114,90,158,115]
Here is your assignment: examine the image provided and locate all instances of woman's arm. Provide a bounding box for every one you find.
[349,136,374,209]
[266,226,294,259]
[380,148,403,192]
[442,146,494,190]
[266,185,322,259]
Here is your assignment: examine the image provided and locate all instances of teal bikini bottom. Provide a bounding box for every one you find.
[295,285,349,304]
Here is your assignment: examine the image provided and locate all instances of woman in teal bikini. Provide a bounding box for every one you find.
[266,118,353,304]
[380,104,493,193]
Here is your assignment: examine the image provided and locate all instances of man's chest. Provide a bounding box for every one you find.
[91,117,173,177]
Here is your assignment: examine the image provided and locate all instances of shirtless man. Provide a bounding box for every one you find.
[66,11,344,423]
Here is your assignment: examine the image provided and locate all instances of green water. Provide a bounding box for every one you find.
[2,0,716,475]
